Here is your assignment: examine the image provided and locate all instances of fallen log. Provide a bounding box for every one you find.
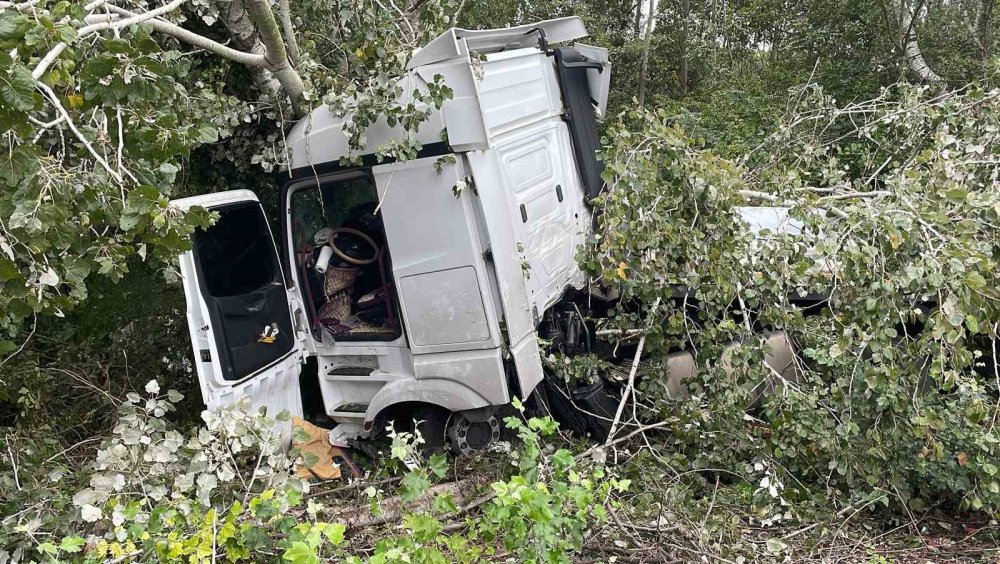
[325,476,486,531]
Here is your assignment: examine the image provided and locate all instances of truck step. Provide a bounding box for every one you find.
[328,366,375,376]
[331,402,368,413]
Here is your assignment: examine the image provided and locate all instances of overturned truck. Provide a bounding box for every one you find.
[173,17,796,453]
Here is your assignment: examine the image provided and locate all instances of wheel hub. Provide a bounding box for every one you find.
[447,413,501,456]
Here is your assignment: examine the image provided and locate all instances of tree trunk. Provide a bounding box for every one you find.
[679,0,690,96]
[633,0,643,37]
[220,0,308,118]
[970,0,993,62]
[898,0,944,83]
[219,0,281,98]
[637,0,656,107]
[242,0,308,117]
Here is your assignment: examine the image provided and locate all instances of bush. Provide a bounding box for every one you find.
[2,384,622,563]
[588,82,1000,515]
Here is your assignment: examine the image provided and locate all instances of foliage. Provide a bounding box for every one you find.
[477,399,629,562]
[587,81,1000,517]
[2,381,618,562]
[0,0,461,347]
[0,3,236,341]
[3,0,1000,560]
[296,0,458,164]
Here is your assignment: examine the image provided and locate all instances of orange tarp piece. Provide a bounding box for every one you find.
[292,417,360,480]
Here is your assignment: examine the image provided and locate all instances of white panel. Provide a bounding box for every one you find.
[510,334,544,396]
[399,267,491,346]
[373,157,502,356]
[507,143,552,193]
[406,17,587,68]
[572,43,611,118]
[493,121,589,314]
[465,150,544,396]
[478,52,562,136]
[412,348,509,405]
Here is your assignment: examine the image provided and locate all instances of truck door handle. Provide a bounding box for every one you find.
[520,204,528,223]
[555,184,563,202]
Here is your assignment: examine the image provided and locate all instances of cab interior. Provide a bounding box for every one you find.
[289,172,401,343]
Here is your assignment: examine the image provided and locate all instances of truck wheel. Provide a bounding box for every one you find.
[447,412,501,456]
[412,404,450,455]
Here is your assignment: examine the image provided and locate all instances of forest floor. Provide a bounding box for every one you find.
[304,446,1000,563]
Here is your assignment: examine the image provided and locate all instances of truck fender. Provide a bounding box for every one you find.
[362,378,493,432]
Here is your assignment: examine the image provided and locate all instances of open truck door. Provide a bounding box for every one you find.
[173,190,304,424]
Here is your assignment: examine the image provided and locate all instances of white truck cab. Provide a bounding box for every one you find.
[172,17,612,450]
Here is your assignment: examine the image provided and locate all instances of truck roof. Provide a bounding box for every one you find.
[283,17,590,173]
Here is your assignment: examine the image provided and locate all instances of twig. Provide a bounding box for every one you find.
[0,313,35,369]
[43,437,102,463]
[5,439,21,491]
[304,476,401,500]
[577,420,671,460]
[35,81,125,184]
[605,334,646,445]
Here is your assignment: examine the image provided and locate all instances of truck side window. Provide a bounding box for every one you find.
[195,203,278,297]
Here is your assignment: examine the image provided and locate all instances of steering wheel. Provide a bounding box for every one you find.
[329,227,379,266]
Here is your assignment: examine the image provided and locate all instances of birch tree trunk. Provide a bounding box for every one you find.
[637,0,656,107]
[220,0,308,117]
[679,0,690,96]
[897,0,944,83]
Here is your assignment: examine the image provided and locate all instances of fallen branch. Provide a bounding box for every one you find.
[101,4,266,67]
[33,0,189,80]
[605,335,646,445]
[577,420,671,461]
[326,477,485,531]
[35,81,125,184]
[303,476,400,500]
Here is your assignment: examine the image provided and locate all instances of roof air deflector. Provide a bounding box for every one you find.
[406,17,588,69]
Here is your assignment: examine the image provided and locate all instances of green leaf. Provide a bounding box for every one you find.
[59,536,86,554]
[0,257,20,281]
[551,449,574,469]
[400,471,431,503]
[36,542,58,556]
[0,12,27,40]
[428,453,449,478]
[319,522,345,546]
[0,64,38,112]
[281,541,320,564]
[965,272,986,290]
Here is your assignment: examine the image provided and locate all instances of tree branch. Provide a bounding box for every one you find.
[606,334,646,445]
[29,0,307,119]
[33,0,189,80]
[277,0,301,68]
[102,4,267,67]
[35,81,124,184]
[0,0,39,10]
